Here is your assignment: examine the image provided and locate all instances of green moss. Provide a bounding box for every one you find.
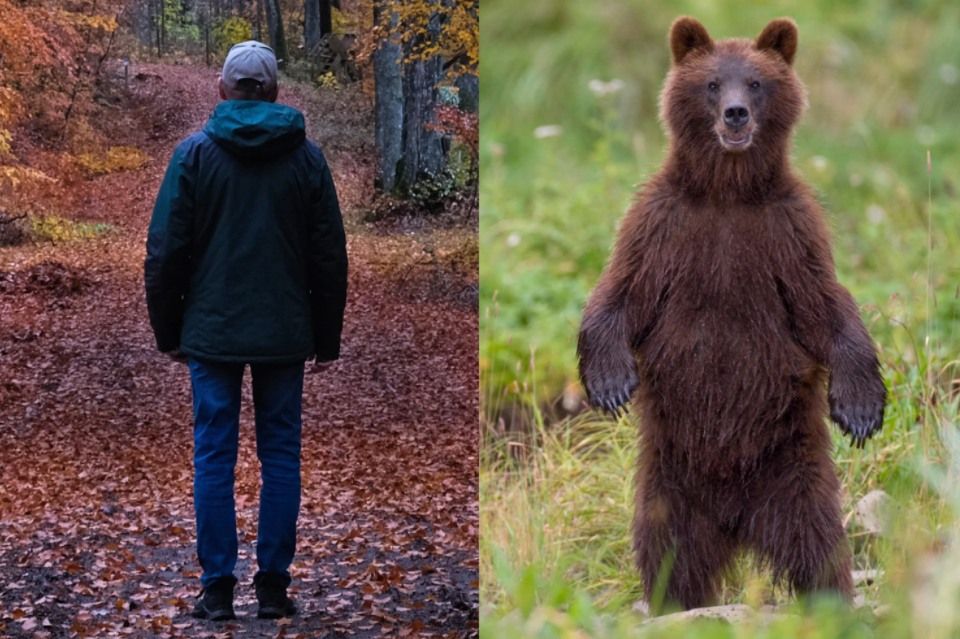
[29,215,113,242]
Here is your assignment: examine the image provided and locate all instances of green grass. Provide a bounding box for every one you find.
[480,0,960,636]
[480,0,960,398]
[481,375,960,637]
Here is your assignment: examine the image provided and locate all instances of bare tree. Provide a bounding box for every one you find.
[399,55,444,191]
[305,0,334,55]
[373,0,403,192]
[305,0,321,53]
[374,0,447,193]
[263,0,287,67]
[319,0,332,36]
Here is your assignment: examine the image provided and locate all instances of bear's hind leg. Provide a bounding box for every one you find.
[634,470,736,610]
[742,431,854,600]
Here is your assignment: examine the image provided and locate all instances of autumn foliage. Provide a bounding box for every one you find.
[0,39,478,639]
[0,0,127,233]
[430,105,478,163]
[380,0,478,72]
[0,0,122,140]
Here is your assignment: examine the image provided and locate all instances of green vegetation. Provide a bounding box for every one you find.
[30,216,113,242]
[211,15,253,56]
[481,0,960,398]
[480,0,960,636]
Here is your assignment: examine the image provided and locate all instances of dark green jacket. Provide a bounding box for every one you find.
[145,100,348,363]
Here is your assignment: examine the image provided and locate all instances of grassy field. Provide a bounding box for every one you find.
[480,0,960,636]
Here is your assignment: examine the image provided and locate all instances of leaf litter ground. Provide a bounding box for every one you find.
[0,63,478,638]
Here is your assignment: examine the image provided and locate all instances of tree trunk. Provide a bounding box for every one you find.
[304,0,320,53]
[159,0,166,54]
[373,1,403,192]
[373,1,448,195]
[397,54,445,192]
[319,0,332,36]
[153,0,162,56]
[306,0,333,56]
[131,1,153,47]
[204,20,211,66]
[263,0,287,67]
[455,72,479,112]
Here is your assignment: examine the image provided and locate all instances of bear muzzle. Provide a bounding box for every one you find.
[716,122,756,152]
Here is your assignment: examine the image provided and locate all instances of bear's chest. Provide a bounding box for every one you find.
[637,203,815,420]
[663,206,788,312]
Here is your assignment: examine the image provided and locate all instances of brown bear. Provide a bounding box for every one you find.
[577,17,887,610]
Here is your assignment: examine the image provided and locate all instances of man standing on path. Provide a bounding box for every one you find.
[144,41,348,621]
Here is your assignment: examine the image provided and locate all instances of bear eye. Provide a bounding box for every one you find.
[708,81,719,92]
[749,80,761,90]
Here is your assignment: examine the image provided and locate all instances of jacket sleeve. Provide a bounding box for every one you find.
[305,150,348,361]
[144,143,195,352]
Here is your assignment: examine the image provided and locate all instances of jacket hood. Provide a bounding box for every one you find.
[203,100,306,159]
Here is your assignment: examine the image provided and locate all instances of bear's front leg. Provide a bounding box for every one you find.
[577,196,664,415]
[828,287,886,447]
[778,270,886,448]
[577,303,639,415]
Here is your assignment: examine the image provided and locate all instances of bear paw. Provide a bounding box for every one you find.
[828,378,886,448]
[580,356,639,418]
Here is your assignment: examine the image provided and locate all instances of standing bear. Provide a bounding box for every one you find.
[577,17,887,610]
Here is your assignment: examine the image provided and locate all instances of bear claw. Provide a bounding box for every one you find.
[579,350,638,419]
[830,402,884,448]
[589,387,633,418]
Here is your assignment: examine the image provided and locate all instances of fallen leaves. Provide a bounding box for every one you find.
[0,61,477,638]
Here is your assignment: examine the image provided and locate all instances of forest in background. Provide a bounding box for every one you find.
[0,1,479,636]
[0,0,479,246]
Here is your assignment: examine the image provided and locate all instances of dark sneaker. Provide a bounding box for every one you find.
[191,576,237,621]
[254,572,297,619]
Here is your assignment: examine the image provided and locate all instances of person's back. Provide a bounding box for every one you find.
[147,93,346,363]
[144,41,347,622]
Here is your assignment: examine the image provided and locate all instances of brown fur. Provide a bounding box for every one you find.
[577,17,886,610]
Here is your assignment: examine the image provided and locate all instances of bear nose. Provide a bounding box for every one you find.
[723,105,750,128]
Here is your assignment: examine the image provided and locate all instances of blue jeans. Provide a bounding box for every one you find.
[188,358,304,588]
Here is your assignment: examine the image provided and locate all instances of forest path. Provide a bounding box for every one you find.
[0,62,478,638]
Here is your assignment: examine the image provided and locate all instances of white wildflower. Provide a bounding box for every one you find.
[866,204,886,224]
[588,78,625,96]
[533,125,562,139]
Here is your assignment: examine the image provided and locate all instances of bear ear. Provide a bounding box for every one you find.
[669,17,714,65]
[756,18,798,66]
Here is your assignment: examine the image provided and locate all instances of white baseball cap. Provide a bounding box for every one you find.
[221,40,278,91]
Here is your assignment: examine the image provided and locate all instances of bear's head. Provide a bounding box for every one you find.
[660,17,806,156]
